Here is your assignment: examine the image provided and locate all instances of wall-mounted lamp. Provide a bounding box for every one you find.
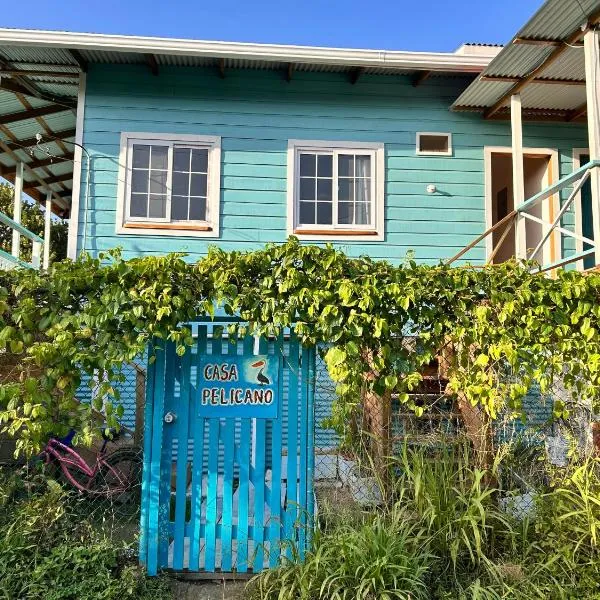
[426,184,437,194]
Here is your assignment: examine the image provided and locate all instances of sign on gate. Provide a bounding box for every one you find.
[198,353,279,418]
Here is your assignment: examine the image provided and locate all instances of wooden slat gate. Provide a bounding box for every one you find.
[139,323,316,576]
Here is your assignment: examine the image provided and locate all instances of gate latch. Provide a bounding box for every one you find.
[163,411,176,424]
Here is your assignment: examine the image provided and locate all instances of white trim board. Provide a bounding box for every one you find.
[66,73,86,260]
[0,28,498,73]
[115,132,222,238]
[484,146,560,265]
[286,139,385,242]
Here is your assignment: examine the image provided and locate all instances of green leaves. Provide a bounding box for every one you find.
[0,238,599,455]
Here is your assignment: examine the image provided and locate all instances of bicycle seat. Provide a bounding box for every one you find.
[101,428,122,441]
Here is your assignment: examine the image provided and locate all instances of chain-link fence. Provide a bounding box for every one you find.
[312,343,600,524]
[0,360,146,544]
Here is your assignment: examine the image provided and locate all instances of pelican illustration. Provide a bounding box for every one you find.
[251,360,271,385]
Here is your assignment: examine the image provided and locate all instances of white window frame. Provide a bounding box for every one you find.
[116,132,221,237]
[287,139,385,241]
[416,132,453,156]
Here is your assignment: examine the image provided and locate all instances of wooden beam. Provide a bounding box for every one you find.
[285,63,294,83]
[68,49,88,73]
[3,154,74,178]
[513,37,579,47]
[2,128,76,152]
[0,104,69,126]
[145,54,159,76]
[24,172,71,188]
[412,70,431,87]
[349,67,364,85]
[218,58,226,79]
[0,69,79,79]
[568,101,588,121]
[11,162,23,258]
[0,57,76,109]
[480,74,585,86]
[485,9,600,119]
[43,190,52,269]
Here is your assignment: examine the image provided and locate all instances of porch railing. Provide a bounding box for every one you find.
[0,211,44,270]
[447,159,600,272]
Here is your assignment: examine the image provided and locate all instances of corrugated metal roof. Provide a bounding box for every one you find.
[452,0,599,115]
[518,0,598,41]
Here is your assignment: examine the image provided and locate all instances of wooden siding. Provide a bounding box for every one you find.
[77,64,589,264]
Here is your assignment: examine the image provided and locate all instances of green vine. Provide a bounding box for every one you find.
[0,237,599,455]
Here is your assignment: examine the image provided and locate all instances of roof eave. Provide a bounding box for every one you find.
[0,28,498,73]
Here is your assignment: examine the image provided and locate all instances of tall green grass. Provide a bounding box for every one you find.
[250,441,600,600]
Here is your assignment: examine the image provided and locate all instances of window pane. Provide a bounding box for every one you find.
[299,201,315,225]
[300,153,316,177]
[355,155,371,177]
[173,148,191,172]
[132,145,150,169]
[150,145,168,170]
[317,179,332,201]
[131,169,148,194]
[191,149,208,173]
[149,170,168,194]
[171,195,189,221]
[338,178,354,201]
[355,178,371,203]
[130,193,147,218]
[355,202,371,225]
[316,202,332,225]
[190,173,208,197]
[172,172,189,197]
[317,155,332,178]
[148,194,167,219]
[338,154,354,177]
[189,197,207,221]
[300,178,315,201]
[338,202,353,225]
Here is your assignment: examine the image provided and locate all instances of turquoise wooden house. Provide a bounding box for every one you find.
[0,0,599,576]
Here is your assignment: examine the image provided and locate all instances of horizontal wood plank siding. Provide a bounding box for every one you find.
[77,65,589,265]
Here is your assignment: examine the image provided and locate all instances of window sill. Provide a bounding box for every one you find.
[123,222,213,232]
[294,228,379,236]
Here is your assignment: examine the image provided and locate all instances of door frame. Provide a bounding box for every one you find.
[484,146,560,264]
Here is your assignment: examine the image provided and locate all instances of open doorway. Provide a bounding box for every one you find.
[486,148,558,264]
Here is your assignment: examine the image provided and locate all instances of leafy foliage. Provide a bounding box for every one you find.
[0,469,171,600]
[250,443,600,600]
[1,238,600,453]
[0,182,67,263]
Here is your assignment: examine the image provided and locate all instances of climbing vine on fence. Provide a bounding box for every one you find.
[1,237,600,454]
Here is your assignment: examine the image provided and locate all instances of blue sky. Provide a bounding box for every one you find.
[3,0,543,52]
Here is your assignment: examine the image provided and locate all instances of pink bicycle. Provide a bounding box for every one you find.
[40,428,142,506]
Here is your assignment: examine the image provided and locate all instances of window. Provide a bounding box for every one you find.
[116,133,221,237]
[288,140,384,240]
[416,132,452,156]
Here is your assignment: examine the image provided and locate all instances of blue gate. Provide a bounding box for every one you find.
[139,322,316,575]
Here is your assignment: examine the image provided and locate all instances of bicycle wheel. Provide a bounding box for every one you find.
[92,446,143,513]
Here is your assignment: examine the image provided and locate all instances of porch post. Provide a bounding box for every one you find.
[43,190,52,269]
[11,162,23,259]
[511,94,526,259]
[584,28,600,267]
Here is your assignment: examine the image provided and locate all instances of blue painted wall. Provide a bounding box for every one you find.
[76,64,588,265]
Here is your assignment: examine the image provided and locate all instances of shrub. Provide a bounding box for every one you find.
[0,469,171,600]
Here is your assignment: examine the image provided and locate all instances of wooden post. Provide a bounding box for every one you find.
[584,29,600,267]
[43,190,52,269]
[511,94,527,259]
[135,365,146,446]
[11,162,23,259]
